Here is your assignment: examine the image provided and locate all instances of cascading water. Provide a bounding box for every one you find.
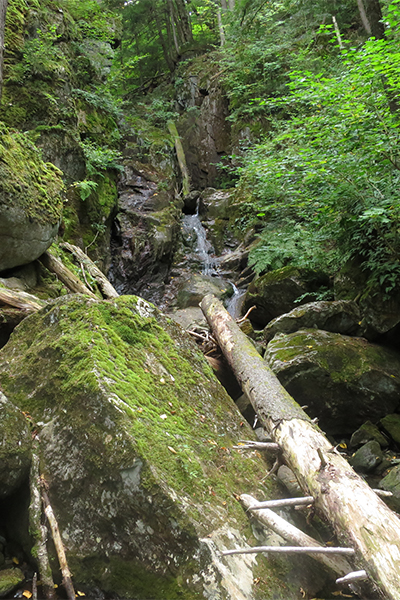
[181,201,217,277]
[226,282,246,319]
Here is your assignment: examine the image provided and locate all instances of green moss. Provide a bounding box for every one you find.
[0,296,273,525]
[69,555,202,599]
[0,124,64,224]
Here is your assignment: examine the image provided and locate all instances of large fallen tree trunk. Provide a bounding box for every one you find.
[201,294,400,600]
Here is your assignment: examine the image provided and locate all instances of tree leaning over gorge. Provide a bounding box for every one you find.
[201,294,400,600]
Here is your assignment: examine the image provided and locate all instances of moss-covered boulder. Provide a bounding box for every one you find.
[243,267,327,328]
[0,294,308,599]
[265,329,400,435]
[0,392,31,498]
[0,126,64,272]
[264,300,362,343]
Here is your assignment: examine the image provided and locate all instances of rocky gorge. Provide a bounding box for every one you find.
[1,1,400,599]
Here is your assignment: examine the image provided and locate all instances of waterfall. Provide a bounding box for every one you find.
[182,201,217,276]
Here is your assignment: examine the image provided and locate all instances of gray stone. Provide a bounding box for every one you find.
[348,440,384,473]
[349,421,389,449]
[243,267,327,328]
[0,392,31,498]
[265,329,400,435]
[380,414,400,445]
[0,568,24,598]
[0,205,59,272]
[378,464,400,513]
[264,300,362,343]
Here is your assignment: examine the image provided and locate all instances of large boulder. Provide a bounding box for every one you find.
[265,329,400,435]
[334,260,400,346]
[0,126,64,272]
[243,267,327,328]
[0,392,31,498]
[0,294,314,599]
[264,300,362,343]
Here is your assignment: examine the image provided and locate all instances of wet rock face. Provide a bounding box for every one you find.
[265,329,400,435]
[176,65,231,189]
[109,161,181,305]
[0,392,31,499]
[0,294,296,599]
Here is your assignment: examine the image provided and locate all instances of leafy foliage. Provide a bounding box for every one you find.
[231,0,400,295]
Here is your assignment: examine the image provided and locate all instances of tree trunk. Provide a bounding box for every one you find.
[172,0,193,43]
[363,0,385,39]
[227,0,235,10]
[200,294,400,600]
[220,0,228,9]
[166,0,180,58]
[0,0,8,102]
[167,120,190,196]
[217,10,225,46]
[151,5,175,72]
[357,0,372,35]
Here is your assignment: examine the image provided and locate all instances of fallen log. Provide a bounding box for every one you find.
[39,251,97,298]
[240,493,354,578]
[201,294,400,600]
[60,242,119,299]
[0,288,44,312]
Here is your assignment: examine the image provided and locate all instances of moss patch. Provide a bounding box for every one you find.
[0,124,64,224]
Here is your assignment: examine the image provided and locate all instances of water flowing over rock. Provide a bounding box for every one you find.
[0,294,304,599]
[265,329,400,435]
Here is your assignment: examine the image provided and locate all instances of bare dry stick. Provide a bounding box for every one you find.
[249,496,314,510]
[233,442,280,451]
[0,288,44,312]
[337,570,368,585]
[29,443,56,600]
[240,494,354,576]
[41,489,75,600]
[222,546,355,556]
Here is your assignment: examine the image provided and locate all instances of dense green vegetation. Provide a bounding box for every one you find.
[1,0,399,297]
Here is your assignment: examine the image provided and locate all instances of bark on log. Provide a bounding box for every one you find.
[42,489,75,600]
[201,294,400,600]
[29,443,56,600]
[60,242,119,299]
[39,251,97,298]
[0,288,44,312]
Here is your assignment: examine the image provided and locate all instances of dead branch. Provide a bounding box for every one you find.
[39,251,97,298]
[60,242,119,299]
[41,488,75,600]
